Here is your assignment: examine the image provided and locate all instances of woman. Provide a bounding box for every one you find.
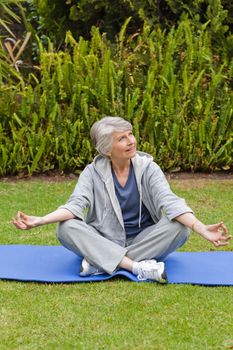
[13,117,231,282]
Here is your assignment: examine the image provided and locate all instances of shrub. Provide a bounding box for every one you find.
[0,19,232,176]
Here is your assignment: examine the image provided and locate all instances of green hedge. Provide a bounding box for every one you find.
[0,19,232,176]
[29,0,232,52]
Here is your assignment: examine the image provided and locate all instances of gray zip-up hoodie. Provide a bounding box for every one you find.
[59,151,193,246]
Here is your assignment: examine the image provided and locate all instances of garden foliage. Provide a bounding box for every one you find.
[29,1,233,44]
[0,16,232,176]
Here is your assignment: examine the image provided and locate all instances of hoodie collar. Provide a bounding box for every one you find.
[93,151,153,183]
[92,151,153,230]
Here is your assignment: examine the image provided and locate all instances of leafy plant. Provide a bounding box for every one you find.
[0,0,24,38]
[0,18,232,176]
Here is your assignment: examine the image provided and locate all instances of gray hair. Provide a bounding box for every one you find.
[90,116,132,157]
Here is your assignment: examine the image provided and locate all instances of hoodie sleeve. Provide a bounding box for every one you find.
[58,166,94,220]
[145,162,193,221]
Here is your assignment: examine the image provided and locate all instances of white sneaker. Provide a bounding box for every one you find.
[80,258,105,276]
[135,260,167,283]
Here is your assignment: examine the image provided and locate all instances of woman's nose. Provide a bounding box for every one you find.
[127,135,134,144]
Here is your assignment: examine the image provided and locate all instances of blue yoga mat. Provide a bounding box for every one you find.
[0,245,233,286]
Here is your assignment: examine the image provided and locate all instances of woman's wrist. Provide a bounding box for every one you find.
[191,219,199,231]
[39,216,47,226]
[191,220,206,235]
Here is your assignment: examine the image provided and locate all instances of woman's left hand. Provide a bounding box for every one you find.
[198,221,232,247]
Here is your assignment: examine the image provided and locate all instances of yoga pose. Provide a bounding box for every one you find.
[13,117,231,282]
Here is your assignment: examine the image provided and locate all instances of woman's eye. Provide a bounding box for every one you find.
[118,132,134,142]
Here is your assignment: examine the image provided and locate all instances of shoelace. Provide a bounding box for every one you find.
[137,268,160,281]
[136,260,166,282]
[137,274,148,281]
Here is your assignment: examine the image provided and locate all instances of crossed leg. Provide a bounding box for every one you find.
[56,215,190,274]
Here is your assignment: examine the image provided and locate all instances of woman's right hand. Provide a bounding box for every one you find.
[12,211,43,230]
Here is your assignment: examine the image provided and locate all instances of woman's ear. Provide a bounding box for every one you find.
[105,148,111,157]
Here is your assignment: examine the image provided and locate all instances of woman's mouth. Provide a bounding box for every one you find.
[126,146,136,152]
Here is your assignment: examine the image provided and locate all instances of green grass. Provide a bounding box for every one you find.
[1,177,233,350]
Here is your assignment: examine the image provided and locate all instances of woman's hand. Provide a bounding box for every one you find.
[12,208,75,230]
[12,211,43,230]
[194,221,232,247]
[176,213,232,248]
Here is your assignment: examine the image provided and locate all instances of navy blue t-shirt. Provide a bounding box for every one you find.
[112,162,154,236]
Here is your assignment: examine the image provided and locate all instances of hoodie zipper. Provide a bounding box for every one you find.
[138,181,142,229]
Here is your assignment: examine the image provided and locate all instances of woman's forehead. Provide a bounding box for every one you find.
[112,129,132,138]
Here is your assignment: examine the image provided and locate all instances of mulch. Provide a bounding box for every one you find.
[1,170,233,183]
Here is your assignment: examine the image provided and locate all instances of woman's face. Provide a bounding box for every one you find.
[108,130,137,162]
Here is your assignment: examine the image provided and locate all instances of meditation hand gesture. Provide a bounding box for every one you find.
[12,211,42,230]
[194,221,232,247]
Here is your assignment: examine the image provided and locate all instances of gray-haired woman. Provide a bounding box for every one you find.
[13,116,231,282]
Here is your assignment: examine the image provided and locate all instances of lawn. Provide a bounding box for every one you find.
[0,176,233,350]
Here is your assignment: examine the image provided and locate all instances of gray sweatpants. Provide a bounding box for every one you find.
[56,216,190,274]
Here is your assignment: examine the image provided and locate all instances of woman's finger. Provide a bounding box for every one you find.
[16,211,22,221]
[219,222,228,235]
[218,242,230,246]
[213,235,232,247]
[21,212,28,221]
[223,235,232,241]
[12,219,26,230]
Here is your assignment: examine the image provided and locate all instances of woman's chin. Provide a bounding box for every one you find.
[127,149,136,158]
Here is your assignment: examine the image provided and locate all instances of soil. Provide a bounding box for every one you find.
[1,170,233,183]
[166,171,233,181]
